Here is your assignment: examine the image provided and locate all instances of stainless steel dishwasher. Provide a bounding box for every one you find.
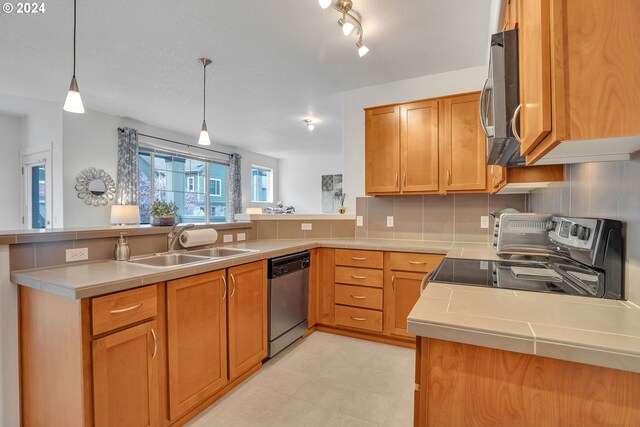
[267,251,310,357]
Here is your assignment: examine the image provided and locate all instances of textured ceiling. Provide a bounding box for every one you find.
[1,0,492,158]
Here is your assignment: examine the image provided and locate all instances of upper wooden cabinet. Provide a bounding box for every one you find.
[365,106,401,193]
[440,94,487,192]
[401,100,439,193]
[227,261,268,380]
[515,0,640,164]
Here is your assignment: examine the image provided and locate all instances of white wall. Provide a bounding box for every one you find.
[22,104,64,228]
[63,110,120,227]
[341,66,488,212]
[278,152,343,213]
[0,114,23,229]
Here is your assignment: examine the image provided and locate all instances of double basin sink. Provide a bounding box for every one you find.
[128,248,258,268]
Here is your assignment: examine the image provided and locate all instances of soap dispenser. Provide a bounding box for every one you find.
[115,233,131,261]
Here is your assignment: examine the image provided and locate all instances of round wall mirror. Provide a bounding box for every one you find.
[75,167,116,206]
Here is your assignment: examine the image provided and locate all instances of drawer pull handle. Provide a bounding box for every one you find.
[420,271,433,295]
[409,261,427,265]
[351,275,367,279]
[221,275,227,300]
[350,295,367,299]
[230,273,237,298]
[110,302,143,314]
[350,257,367,261]
[350,317,367,321]
[391,275,396,292]
[151,328,157,360]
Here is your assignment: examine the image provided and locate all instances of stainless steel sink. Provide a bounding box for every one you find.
[187,248,258,258]
[128,253,211,268]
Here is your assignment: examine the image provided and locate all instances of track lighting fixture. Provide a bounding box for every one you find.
[318,0,369,57]
[63,0,84,113]
[198,58,212,146]
[303,119,315,131]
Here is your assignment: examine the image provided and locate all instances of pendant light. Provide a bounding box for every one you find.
[198,58,212,146]
[63,0,84,113]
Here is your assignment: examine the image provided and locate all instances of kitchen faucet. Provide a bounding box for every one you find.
[167,223,195,252]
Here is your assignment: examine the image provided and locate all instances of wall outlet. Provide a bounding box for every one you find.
[66,248,88,262]
[301,223,313,231]
[480,216,489,229]
[223,234,233,243]
[356,216,364,227]
[236,232,246,241]
[386,216,394,227]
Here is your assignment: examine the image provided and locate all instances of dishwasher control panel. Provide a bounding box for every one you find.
[268,251,311,278]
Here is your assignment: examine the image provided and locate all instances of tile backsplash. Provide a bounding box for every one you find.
[355,193,528,243]
[529,156,640,306]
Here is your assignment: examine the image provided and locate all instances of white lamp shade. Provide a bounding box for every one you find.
[319,0,332,8]
[63,76,85,114]
[341,21,355,36]
[110,205,140,225]
[358,44,370,57]
[198,129,211,145]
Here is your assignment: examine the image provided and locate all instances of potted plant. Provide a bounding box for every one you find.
[149,201,179,226]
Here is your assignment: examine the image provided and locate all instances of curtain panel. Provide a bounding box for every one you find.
[227,153,242,222]
[116,127,139,205]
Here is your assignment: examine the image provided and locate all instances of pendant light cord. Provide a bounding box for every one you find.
[73,0,77,77]
[203,61,206,121]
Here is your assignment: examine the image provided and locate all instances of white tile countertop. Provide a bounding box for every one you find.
[408,282,640,374]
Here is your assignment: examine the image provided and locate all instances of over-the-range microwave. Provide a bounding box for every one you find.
[481,29,525,167]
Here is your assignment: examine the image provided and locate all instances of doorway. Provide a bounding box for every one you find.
[21,148,52,229]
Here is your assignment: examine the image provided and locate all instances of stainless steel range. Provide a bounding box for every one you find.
[431,215,623,299]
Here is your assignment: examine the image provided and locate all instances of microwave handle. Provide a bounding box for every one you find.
[479,78,490,137]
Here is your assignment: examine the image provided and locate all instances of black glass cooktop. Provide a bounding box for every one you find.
[430,257,603,297]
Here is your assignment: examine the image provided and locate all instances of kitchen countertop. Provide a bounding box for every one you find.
[11,238,494,299]
[408,282,640,374]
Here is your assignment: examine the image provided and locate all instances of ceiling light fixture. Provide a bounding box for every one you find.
[319,0,369,57]
[303,119,315,131]
[198,57,212,146]
[63,0,84,113]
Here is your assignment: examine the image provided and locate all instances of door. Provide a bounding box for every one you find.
[441,93,487,192]
[517,0,551,155]
[93,321,160,427]
[228,261,267,380]
[401,100,440,193]
[365,106,400,193]
[166,271,228,420]
[21,148,52,229]
[489,165,507,193]
[386,271,425,337]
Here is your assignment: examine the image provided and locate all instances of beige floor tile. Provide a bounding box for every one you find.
[326,412,381,427]
[338,387,395,423]
[382,398,414,427]
[250,366,310,396]
[294,377,348,410]
[353,367,409,397]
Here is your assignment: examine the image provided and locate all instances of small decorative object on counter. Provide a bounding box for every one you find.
[149,201,179,226]
[114,232,131,261]
[338,193,346,214]
[263,201,296,214]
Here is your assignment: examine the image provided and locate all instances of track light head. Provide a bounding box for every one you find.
[338,17,355,36]
[303,119,315,131]
[356,40,369,57]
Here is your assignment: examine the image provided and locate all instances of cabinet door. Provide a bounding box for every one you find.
[385,271,425,337]
[441,93,487,192]
[518,0,551,155]
[489,165,507,194]
[93,321,159,427]
[228,261,267,380]
[365,106,401,193]
[401,100,440,193]
[167,271,227,420]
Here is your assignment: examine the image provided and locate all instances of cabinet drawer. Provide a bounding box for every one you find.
[335,305,383,333]
[335,249,383,269]
[389,252,444,273]
[92,285,157,336]
[335,284,383,310]
[335,266,383,288]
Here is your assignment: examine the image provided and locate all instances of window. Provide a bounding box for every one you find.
[138,150,228,224]
[251,166,272,203]
[209,178,222,196]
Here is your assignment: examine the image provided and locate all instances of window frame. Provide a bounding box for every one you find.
[250,165,273,203]
[138,148,229,224]
[209,178,222,197]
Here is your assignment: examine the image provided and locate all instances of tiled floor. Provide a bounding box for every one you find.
[187,331,415,427]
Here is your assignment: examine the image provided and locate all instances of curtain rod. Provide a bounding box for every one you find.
[118,127,231,157]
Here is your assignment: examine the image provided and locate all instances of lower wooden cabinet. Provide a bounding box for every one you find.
[227,261,268,380]
[166,271,228,420]
[385,271,426,338]
[93,321,160,427]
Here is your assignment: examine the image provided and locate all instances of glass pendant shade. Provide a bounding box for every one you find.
[198,120,211,145]
[341,21,354,36]
[358,43,369,57]
[63,76,85,114]
[319,0,332,9]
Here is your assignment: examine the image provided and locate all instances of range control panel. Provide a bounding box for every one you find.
[548,216,599,250]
